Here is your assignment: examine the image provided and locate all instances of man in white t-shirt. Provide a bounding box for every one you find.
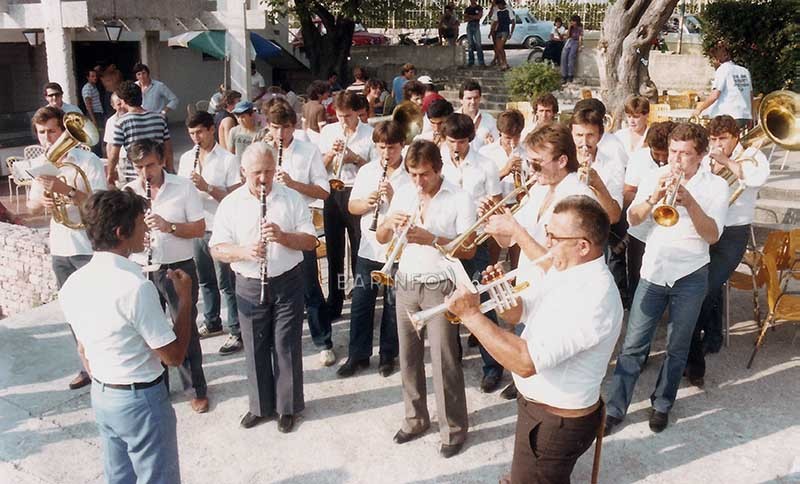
[693,43,753,128]
[251,62,267,102]
[458,80,499,151]
[60,189,194,484]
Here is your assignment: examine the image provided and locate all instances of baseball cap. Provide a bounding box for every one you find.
[232,100,255,114]
[418,75,434,85]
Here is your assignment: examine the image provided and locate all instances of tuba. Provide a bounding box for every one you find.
[392,101,424,145]
[43,112,99,229]
[652,170,684,227]
[717,90,799,205]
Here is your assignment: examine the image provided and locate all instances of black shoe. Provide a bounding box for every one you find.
[378,356,396,377]
[393,428,427,444]
[439,442,464,458]
[649,409,669,433]
[467,334,479,347]
[499,382,518,400]
[69,371,91,390]
[604,415,623,436]
[336,358,370,378]
[277,414,294,433]
[480,374,501,393]
[240,412,268,429]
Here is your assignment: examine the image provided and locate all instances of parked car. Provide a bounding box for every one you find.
[661,14,703,35]
[292,22,389,49]
[457,8,553,49]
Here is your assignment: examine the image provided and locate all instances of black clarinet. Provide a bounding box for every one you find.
[259,183,269,305]
[369,156,389,232]
[192,144,200,174]
[144,177,154,274]
[277,138,283,167]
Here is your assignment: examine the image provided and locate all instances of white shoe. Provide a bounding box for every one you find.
[320,348,336,367]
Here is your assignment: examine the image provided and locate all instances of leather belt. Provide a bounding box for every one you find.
[93,373,164,391]
[523,397,602,418]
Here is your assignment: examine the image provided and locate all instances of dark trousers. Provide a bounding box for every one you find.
[151,259,207,399]
[461,243,503,378]
[607,219,629,307]
[194,231,239,335]
[347,256,398,361]
[323,188,361,318]
[510,397,603,484]
[236,265,305,417]
[53,254,93,375]
[627,236,647,306]
[301,249,332,349]
[687,224,750,377]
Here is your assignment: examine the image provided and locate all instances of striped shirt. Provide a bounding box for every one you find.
[112,111,171,149]
[81,82,103,113]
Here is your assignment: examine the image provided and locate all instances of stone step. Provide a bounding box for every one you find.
[440,90,509,104]
[753,198,800,226]
[444,98,509,112]
[439,78,508,90]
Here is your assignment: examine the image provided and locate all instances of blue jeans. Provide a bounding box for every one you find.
[347,256,398,360]
[561,39,579,79]
[194,232,239,335]
[687,224,750,375]
[467,23,484,65]
[91,380,181,484]
[301,249,332,349]
[607,265,708,417]
[461,243,503,379]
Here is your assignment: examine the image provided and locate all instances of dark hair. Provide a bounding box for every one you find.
[525,123,579,172]
[186,111,215,129]
[307,80,329,101]
[405,139,443,173]
[365,79,382,92]
[372,120,405,145]
[442,113,475,141]
[127,139,165,165]
[43,82,64,95]
[427,99,454,119]
[267,100,298,126]
[571,107,605,136]
[353,66,367,81]
[574,98,606,118]
[353,94,368,112]
[84,189,148,251]
[553,195,610,247]
[707,115,740,137]
[554,16,563,24]
[86,68,98,78]
[670,122,709,154]
[221,90,242,108]
[497,110,525,136]
[570,15,582,25]
[534,93,559,113]
[624,95,650,116]
[116,81,143,107]
[132,63,150,75]
[645,121,676,151]
[333,90,361,111]
[401,63,416,75]
[459,79,482,99]
[402,80,426,101]
[709,42,731,63]
[31,106,65,130]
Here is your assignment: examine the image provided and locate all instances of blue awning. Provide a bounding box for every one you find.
[250,32,281,60]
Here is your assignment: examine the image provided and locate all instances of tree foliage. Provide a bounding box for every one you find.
[700,0,799,94]
[505,62,562,102]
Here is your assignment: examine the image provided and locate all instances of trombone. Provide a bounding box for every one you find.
[652,170,684,227]
[370,189,422,286]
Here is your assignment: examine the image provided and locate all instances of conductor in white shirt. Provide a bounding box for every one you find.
[60,189,194,484]
[210,143,318,432]
[446,195,622,484]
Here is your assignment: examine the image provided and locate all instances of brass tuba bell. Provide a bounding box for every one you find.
[43,112,99,229]
[392,101,424,145]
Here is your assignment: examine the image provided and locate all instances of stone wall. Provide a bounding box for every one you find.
[0,222,58,318]
[349,44,464,85]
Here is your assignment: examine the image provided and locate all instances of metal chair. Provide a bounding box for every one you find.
[5,156,31,211]
[23,145,45,160]
[195,100,210,113]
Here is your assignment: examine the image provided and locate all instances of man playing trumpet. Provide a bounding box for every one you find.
[376,140,476,458]
[445,195,622,484]
[605,123,728,435]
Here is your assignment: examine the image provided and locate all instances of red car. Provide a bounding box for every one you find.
[292,22,389,48]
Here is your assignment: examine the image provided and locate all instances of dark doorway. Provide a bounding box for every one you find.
[72,41,140,113]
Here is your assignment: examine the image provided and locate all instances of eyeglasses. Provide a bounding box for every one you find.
[544,225,589,244]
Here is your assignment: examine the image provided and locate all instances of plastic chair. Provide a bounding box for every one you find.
[195,100,210,113]
[648,103,671,123]
[23,145,45,160]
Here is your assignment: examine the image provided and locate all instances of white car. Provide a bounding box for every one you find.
[457,8,554,49]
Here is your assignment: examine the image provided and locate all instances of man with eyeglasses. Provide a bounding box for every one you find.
[446,195,623,484]
[43,82,83,115]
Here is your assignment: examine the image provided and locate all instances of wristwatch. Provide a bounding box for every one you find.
[169,223,177,233]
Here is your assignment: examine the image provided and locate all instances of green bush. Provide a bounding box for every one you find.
[701,0,799,94]
[505,62,562,102]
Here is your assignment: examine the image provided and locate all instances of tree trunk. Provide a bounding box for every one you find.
[597,0,678,129]
[297,3,355,80]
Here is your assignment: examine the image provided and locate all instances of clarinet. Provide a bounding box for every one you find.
[259,183,269,305]
[192,144,200,174]
[277,138,284,167]
[144,177,155,275]
[369,156,389,232]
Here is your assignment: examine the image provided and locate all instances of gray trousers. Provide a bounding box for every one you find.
[53,254,93,375]
[395,277,468,446]
[236,264,305,417]
[151,259,207,399]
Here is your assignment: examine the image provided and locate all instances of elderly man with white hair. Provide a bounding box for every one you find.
[210,143,318,432]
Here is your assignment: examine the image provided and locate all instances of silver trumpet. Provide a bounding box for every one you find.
[329,135,349,191]
[370,188,422,286]
[142,177,161,274]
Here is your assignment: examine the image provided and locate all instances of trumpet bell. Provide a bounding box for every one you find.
[370,270,394,287]
[743,90,800,151]
[652,205,679,227]
[392,101,424,145]
[329,179,345,191]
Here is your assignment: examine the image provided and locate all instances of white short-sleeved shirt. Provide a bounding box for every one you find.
[614,127,648,157]
[59,252,175,384]
[210,183,315,279]
[513,173,594,282]
[125,173,205,265]
[479,141,523,198]
[177,143,240,228]
[440,144,502,201]
[514,256,623,409]
[277,138,331,207]
[591,149,625,211]
[700,143,769,227]
[29,148,108,257]
[633,165,729,286]
[350,161,413,263]
[318,121,375,187]
[388,180,476,278]
[460,109,499,151]
[707,61,753,120]
[624,148,663,242]
[599,131,629,168]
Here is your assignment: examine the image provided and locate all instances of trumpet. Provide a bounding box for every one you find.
[510,144,526,190]
[259,183,270,305]
[329,135,349,191]
[370,188,422,286]
[368,156,389,232]
[652,170,684,227]
[577,145,592,187]
[142,177,160,274]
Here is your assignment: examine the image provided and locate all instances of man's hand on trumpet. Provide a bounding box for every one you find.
[444,286,482,323]
[483,208,522,247]
[500,154,523,179]
[476,195,497,217]
[386,211,412,231]
[406,225,437,246]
